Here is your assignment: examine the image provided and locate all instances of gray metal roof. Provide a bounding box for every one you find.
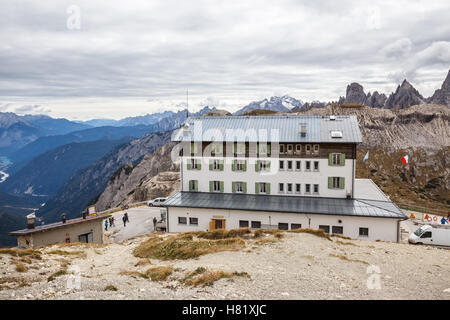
[164,192,407,219]
[172,115,362,143]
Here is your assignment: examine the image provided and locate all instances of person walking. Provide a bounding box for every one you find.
[125,212,130,223]
[153,217,157,231]
[104,219,108,231]
[122,214,127,227]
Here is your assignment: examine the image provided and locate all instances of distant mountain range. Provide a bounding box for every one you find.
[234,95,303,115]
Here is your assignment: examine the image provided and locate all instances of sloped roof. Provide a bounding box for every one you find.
[172,115,362,143]
[163,192,406,219]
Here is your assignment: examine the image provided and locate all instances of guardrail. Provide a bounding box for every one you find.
[397,202,449,216]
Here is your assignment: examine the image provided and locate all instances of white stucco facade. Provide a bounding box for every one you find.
[167,206,400,242]
[182,156,355,199]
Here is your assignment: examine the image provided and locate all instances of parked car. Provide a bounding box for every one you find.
[408,224,450,247]
[147,197,167,207]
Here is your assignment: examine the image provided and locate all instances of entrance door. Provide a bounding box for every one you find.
[209,219,226,231]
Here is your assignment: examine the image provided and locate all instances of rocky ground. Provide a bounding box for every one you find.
[1,229,449,300]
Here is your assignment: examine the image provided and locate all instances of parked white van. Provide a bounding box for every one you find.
[408,225,450,247]
[147,197,167,207]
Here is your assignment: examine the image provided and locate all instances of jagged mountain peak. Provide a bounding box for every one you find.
[233,95,303,115]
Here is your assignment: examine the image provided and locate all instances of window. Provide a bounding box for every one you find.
[305,144,311,153]
[287,160,293,170]
[287,144,293,154]
[212,181,222,192]
[190,142,197,155]
[279,144,285,154]
[236,143,246,155]
[211,143,223,155]
[421,231,432,238]
[295,144,301,153]
[258,183,268,194]
[189,217,198,225]
[295,184,301,193]
[279,160,284,170]
[305,184,311,193]
[212,159,222,171]
[332,226,343,234]
[305,161,311,171]
[359,227,369,237]
[189,158,200,170]
[313,184,319,194]
[278,223,289,230]
[314,161,319,171]
[313,144,319,153]
[178,217,187,224]
[291,223,302,230]
[258,160,269,171]
[235,160,246,171]
[235,181,244,193]
[78,232,93,243]
[319,225,330,233]
[258,143,270,156]
[332,153,343,166]
[189,180,198,192]
[287,183,293,193]
[239,220,249,228]
[251,221,261,229]
[331,177,343,189]
[296,161,301,170]
[279,183,284,193]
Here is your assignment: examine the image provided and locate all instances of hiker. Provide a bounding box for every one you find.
[153,217,157,231]
[441,217,448,225]
[122,214,127,227]
[111,216,115,227]
[125,212,130,223]
[104,219,108,231]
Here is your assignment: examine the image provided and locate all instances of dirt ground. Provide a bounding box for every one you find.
[1,230,449,300]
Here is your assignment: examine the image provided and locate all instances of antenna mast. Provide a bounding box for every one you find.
[186,89,189,118]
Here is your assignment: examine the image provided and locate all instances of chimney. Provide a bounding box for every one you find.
[26,213,36,229]
[61,213,67,224]
[300,124,307,137]
[82,210,87,220]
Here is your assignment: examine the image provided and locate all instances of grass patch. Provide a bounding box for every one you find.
[133,235,245,260]
[134,258,152,267]
[181,267,207,283]
[144,266,174,281]
[104,285,118,291]
[185,270,250,287]
[119,270,148,279]
[47,269,68,282]
[187,228,252,240]
[47,250,87,259]
[55,242,107,248]
[0,248,42,259]
[335,240,357,246]
[329,253,368,265]
[14,262,27,273]
[288,228,332,240]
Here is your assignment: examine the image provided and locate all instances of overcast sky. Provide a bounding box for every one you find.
[0,0,449,120]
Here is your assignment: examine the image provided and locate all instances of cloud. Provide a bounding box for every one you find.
[14,104,51,115]
[380,38,412,58]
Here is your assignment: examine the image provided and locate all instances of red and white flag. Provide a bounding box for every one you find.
[401,154,409,165]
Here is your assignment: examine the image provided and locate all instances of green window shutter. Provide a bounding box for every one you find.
[340,154,346,166]
[255,182,259,194]
[232,182,236,193]
[220,181,224,193]
[187,162,191,170]
[328,177,332,189]
[267,143,271,156]
[266,183,271,195]
[219,160,224,171]
[197,163,201,170]
[232,160,235,171]
[190,142,194,154]
[194,180,198,192]
[209,159,213,171]
[255,161,259,172]
[340,177,345,189]
[243,160,247,172]
[328,153,333,166]
[209,181,213,192]
[189,180,192,191]
[232,143,235,154]
[257,143,260,156]
[267,161,271,170]
[243,182,247,194]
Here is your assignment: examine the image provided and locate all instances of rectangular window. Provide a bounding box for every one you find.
[78,232,93,243]
[211,143,223,155]
[295,144,301,153]
[314,161,319,171]
[279,144,285,154]
[212,159,221,170]
[189,217,199,225]
[313,144,319,153]
[258,143,270,156]
[178,217,187,225]
[236,160,245,171]
[295,184,301,193]
[287,160,293,170]
[332,153,342,165]
[279,183,284,193]
[305,144,311,153]
[190,158,200,170]
[305,161,311,171]
[313,184,319,194]
[259,183,267,194]
[235,182,244,193]
[359,227,369,237]
[287,183,293,193]
[239,220,249,228]
[189,180,198,192]
[278,223,289,230]
[332,226,343,234]
[213,181,221,192]
[236,143,246,155]
[279,160,284,170]
[319,225,330,233]
[251,221,261,229]
[259,160,269,171]
[296,161,301,170]
[332,177,341,189]
[305,184,311,193]
[291,223,302,230]
[287,144,293,154]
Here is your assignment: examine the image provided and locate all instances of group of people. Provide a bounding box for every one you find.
[104,212,130,231]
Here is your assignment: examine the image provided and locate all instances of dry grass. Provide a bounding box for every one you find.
[288,228,332,240]
[55,242,107,248]
[119,270,148,279]
[133,234,246,261]
[47,249,87,259]
[47,269,68,282]
[0,248,42,259]
[335,240,358,246]
[144,266,174,281]
[0,276,31,289]
[181,267,207,283]
[134,258,152,267]
[14,261,27,273]
[104,285,118,291]
[185,270,250,287]
[329,253,368,265]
